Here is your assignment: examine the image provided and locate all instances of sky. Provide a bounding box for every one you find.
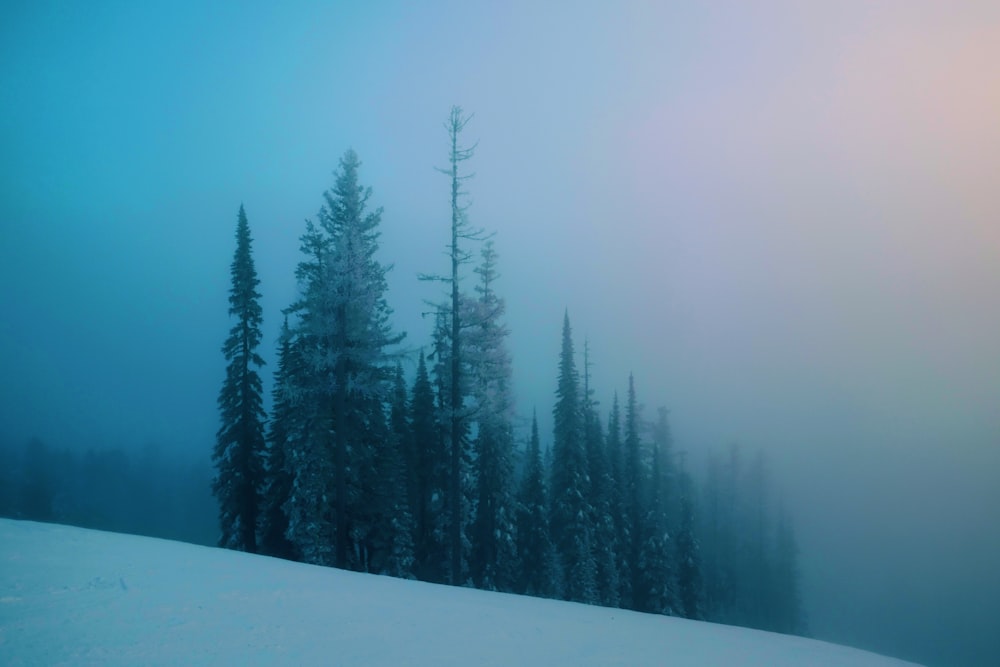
[1,1,999,665]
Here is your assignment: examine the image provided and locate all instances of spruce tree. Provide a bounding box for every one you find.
[638,426,675,615]
[259,317,297,560]
[583,342,619,607]
[284,150,403,569]
[437,106,486,585]
[410,351,447,582]
[368,365,415,577]
[623,373,644,609]
[607,393,632,607]
[468,242,518,591]
[420,107,486,585]
[550,312,597,603]
[517,410,557,597]
[282,220,336,566]
[676,456,703,620]
[213,204,266,553]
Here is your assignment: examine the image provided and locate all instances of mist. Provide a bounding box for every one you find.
[2,3,999,666]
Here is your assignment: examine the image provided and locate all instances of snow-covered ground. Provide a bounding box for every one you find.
[0,519,921,666]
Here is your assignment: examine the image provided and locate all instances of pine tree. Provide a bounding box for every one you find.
[259,317,297,559]
[676,454,703,620]
[284,150,403,569]
[439,106,484,585]
[282,220,336,566]
[467,242,518,591]
[213,204,266,553]
[607,393,632,607]
[638,423,675,615]
[420,106,487,585]
[623,373,644,609]
[583,342,619,607]
[368,365,415,577]
[550,312,597,603]
[516,410,557,597]
[411,351,447,582]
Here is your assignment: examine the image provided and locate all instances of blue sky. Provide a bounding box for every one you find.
[2,2,999,665]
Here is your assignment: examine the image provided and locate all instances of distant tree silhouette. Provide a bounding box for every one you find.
[213,204,266,553]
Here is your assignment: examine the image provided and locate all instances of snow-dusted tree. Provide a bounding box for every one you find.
[421,106,488,585]
[675,455,703,620]
[582,342,620,607]
[516,410,557,597]
[410,351,447,582]
[282,220,336,566]
[468,241,518,591]
[606,392,632,607]
[259,317,297,560]
[550,312,597,603]
[213,204,266,553]
[367,364,415,577]
[652,406,678,532]
[638,416,676,615]
[283,150,403,569]
[623,373,644,610]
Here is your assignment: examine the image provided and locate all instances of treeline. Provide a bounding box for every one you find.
[0,438,216,546]
[214,106,806,634]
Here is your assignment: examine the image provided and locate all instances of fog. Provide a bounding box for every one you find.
[2,2,998,665]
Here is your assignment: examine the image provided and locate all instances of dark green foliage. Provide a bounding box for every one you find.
[516,411,557,597]
[259,318,297,560]
[606,393,632,607]
[192,114,811,639]
[368,365,415,577]
[468,242,518,592]
[638,434,675,615]
[213,204,267,553]
[550,312,597,604]
[282,150,404,570]
[582,344,620,608]
[411,351,447,583]
[676,462,703,620]
[623,373,644,609]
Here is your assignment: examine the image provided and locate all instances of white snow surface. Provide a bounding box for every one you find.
[0,519,922,666]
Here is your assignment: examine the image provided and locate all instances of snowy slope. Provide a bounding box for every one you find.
[0,519,921,667]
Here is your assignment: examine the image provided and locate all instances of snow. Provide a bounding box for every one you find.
[0,519,921,666]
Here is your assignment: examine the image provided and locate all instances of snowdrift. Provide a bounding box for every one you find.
[0,519,920,666]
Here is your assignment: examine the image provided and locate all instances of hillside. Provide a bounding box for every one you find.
[0,519,921,666]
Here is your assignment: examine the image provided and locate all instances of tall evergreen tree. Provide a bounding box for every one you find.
[367,365,415,577]
[468,241,518,591]
[419,106,489,585]
[213,204,266,553]
[282,220,336,566]
[259,317,297,560]
[516,410,557,597]
[411,351,447,582]
[439,106,483,585]
[284,150,403,569]
[675,454,702,620]
[606,393,632,607]
[638,422,675,615]
[623,373,644,609]
[583,342,619,607]
[550,312,597,603]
